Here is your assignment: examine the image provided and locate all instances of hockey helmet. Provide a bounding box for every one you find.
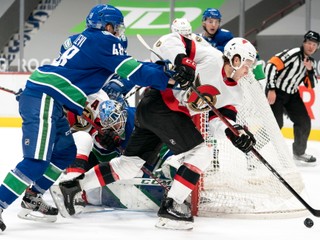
[86,4,125,35]
[171,18,192,38]
[99,100,127,136]
[202,8,222,21]
[224,37,257,70]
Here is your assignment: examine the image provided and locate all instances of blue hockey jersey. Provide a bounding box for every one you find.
[199,28,233,52]
[25,28,170,116]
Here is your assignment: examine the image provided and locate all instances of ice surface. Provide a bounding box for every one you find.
[0,128,319,239]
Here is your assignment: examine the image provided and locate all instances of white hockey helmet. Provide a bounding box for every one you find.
[224,37,256,70]
[171,18,192,38]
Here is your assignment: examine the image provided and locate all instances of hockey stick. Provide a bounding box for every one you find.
[137,34,164,61]
[81,114,103,135]
[136,33,320,217]
[123,86,143,100]
[0,86,20,95]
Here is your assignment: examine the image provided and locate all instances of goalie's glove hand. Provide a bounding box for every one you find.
[95,129,121,151]
[173,54,196,90]
[225,124,256,153]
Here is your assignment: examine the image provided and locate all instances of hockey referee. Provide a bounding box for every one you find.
[265,30,319,165]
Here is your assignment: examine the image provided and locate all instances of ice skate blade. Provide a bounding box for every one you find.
[17,208,57,223]
[49,185,71,218]
[294,160,317,167]
[155,217,193,230]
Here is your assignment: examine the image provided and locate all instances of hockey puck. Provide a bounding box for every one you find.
[304,218,314,228]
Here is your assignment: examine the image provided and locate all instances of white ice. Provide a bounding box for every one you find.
[0,127,320,240]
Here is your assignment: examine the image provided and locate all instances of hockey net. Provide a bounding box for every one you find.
[191,73,308,218]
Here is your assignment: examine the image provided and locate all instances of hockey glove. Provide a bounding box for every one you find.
[95,129,121,151]
[225,124,256,153]
[15,88,23,102]
[173,54,196,90]
[155,60,175,78]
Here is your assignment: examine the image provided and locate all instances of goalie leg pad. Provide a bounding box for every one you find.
[109,155,146,180]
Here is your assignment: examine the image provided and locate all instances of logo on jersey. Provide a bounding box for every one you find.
[70,106,94,132]
[156,40,162,47]
[187,76,220,112]
[195,35,203,42]
[24,138,30,146]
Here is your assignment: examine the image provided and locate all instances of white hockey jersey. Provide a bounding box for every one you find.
[151,32,243,138]
[67,89,110,133]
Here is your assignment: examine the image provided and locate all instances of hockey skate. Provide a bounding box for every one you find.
[293,153,317,166]
[50,175,86,218]
[155,196,194,230]
[0,208,6,232]
[18,188,58,223]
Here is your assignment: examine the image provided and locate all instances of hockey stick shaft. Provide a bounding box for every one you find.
[81,114,104,135]
[123,86,142,100]
[0,86,19,95]
[136,34,164,61]
[136,33,320,217]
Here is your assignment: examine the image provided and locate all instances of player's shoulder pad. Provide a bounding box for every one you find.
[192,33,205,43]
[153,32,180,48]
[61,34,80,53]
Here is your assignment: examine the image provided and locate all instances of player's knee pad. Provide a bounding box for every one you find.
[109,155,146,180]
[15,157,50,181]
[182,142,211,173]
[73,131,93,156]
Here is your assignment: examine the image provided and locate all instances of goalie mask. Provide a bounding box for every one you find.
[224,37,256,70]
[171,18,192,38]
[99,100,127,137]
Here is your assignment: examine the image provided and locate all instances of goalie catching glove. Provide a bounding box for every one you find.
[95,129,121,151]
[173,54,196,90]
[225,124,256,153]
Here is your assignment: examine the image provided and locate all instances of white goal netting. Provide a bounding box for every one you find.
[191,73,308,218]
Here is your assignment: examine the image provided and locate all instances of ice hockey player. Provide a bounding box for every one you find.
[198,8,233,52]
[0,4,190,231]
[16,26,134,223]
[64,96,136,181]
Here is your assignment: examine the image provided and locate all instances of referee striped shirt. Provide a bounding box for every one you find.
[265,46,317,94]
